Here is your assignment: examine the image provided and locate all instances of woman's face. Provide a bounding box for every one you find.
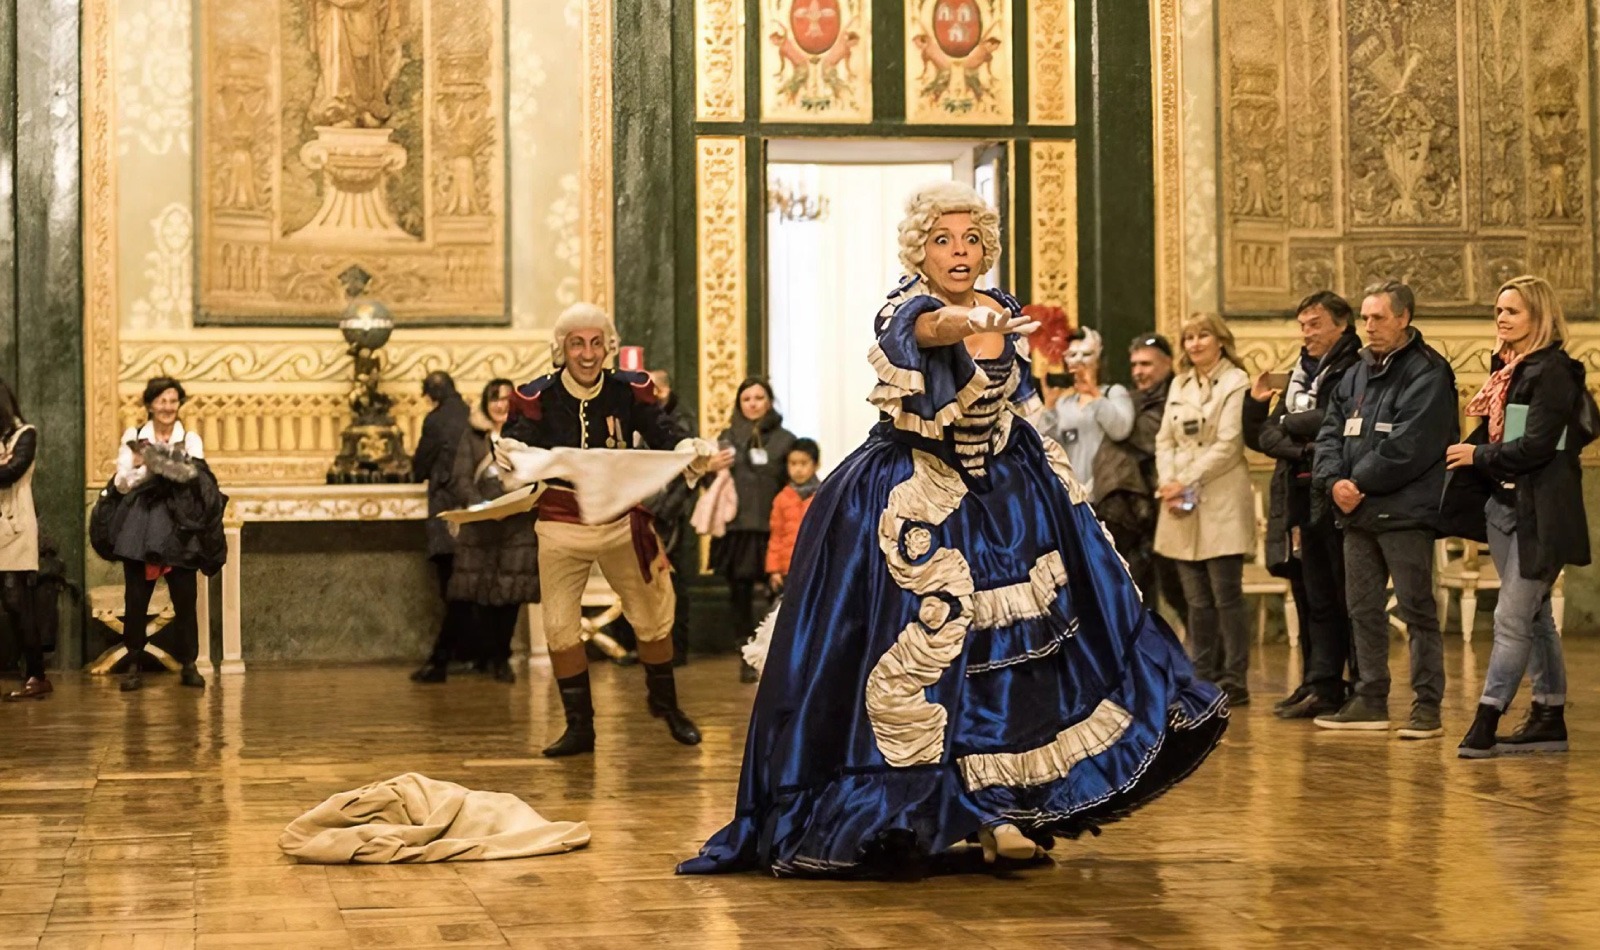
[921,212,983,298]
[739,385,771,421]
[486,386,512,427]
[149,388,181,427]
[1495,288,1534,351]
[1184,328,1222,371]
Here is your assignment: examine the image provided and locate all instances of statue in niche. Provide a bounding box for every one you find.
[308,0,407,129]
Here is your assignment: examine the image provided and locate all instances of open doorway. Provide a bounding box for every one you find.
[764,139,1006,472]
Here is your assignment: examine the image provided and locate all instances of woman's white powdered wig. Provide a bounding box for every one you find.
[550,302,620,367]
[896,181,1002,279]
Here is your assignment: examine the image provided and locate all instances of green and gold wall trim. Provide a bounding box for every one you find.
[689,0,1088,426]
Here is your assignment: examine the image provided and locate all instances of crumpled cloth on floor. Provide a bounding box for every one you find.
[278,773,591,864]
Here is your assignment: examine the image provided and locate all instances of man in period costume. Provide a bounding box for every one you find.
[499,303,727,757]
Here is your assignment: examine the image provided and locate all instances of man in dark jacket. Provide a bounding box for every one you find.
[1092,333,1186,622]
[410,371,472,683]
[1242,291,1362,718]
[1311,281,1459,739]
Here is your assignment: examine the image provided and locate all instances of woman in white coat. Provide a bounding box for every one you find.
[1155,312,1256,705]
[0,379,45,701]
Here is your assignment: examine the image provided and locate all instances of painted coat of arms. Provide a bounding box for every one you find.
[198,0,507,324]
[761,0,872,122]
[905,0,1012,124]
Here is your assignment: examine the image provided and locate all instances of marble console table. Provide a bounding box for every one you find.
[217,484,427,674]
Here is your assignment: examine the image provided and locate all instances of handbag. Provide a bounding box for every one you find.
[88,476,122,561]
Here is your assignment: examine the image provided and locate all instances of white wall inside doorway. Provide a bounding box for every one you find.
[765,157,967,474]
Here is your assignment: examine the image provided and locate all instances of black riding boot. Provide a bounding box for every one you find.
[541,671,596,758]
[644,662,701,746]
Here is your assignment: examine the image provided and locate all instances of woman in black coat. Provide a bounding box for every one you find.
[444,379,539,683]
[712,377,795,679]
[1447,275,1592,758]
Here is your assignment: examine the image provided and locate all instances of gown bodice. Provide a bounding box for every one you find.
[950,355,1015,480]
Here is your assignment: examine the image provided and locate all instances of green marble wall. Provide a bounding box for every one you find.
[1,0,88,670]
[238,523,442,662]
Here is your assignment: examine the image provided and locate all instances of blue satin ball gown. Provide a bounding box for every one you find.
[678,279,1229,877]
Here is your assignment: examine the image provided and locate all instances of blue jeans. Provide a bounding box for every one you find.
[1481,498,1567,709]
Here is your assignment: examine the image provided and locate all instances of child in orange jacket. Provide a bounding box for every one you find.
[765,438,820,593]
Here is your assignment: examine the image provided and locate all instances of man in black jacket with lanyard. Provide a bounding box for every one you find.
[501,303,728,758]
[1242,291,1362,719]
[1311,280,1458,739]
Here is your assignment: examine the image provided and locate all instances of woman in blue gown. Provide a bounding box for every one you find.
[678,183,1228,877]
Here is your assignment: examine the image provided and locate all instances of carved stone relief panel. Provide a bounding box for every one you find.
[197,0,509,324]
[1217,0,1596,317]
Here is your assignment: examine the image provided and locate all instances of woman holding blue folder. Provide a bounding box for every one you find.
[1446,275,1594,758]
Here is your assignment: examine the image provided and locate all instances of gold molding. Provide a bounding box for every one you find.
[581,0,615,308]
[695,136,747,441]
[83,0,119,484]
[1028,0,1076,125]
[118,331,550,388]
[1150,0,1185,339]
[1028,140,1079,331]
[696,0,746,122]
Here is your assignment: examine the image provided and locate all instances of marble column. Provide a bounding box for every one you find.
[11,0,86,668]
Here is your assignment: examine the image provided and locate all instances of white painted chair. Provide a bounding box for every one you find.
[1242,485,1298,647]
[87,584,181,674]
[1435,538,1565,642]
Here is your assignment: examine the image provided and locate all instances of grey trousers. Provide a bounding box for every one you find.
[1344,527,1444,708]
[1480,498,1567,709]
[1175,555,1249,691]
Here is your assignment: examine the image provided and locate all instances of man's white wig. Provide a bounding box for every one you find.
[550,302,619,367]
[897,181,1003,278]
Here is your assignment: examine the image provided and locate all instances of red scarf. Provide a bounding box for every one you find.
[1464,346,1524,443]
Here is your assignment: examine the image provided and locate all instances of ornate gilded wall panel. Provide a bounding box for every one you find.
[1029,141,1079,330]
[114,339,549,485]
[84,0,121,482]
[197,0,509,324]
[581,0,615,308]
[696,137,747,442]
[1158,0,1600,475]
[696,0,746,122]
[1214,0,1596,316]
[1151,0,1187,333]
[84,0,612,486]
[760,0,872,122]
[904,0,1014,125]
[1345,0,1465,230]
[1028,0,1075,125]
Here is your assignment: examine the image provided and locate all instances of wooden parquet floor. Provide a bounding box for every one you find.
[4,639,1599,949]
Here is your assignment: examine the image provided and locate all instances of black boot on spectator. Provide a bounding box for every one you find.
[179,663,206,690]
[1457,703,1501,759]
[410,661,447,683]
[492,660,516,684]
[120,651,145,692]
[1276,685,1343,720]
[644,662,701,745]
[542,671,596,757]
[1274,684,1313,711]
[1496,702,1568,754]
[739,659,759,684]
